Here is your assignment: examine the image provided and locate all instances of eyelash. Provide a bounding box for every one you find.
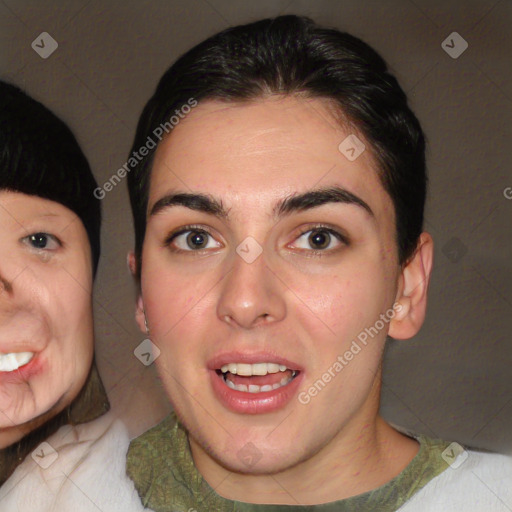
[164,224,349,256]
[164,224,216,253]
[293,224,349,256]
[21,232,62,252]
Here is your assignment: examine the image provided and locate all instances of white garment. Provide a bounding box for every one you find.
[0,411,146,511]
[398,448,512,511]
[2,415,510,511]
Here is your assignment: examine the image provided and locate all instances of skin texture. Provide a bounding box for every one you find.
[0,192,94,447]
[130,96,433,505]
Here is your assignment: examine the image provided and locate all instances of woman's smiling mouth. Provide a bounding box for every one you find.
[0,349,44,384]
[0,351,34,372]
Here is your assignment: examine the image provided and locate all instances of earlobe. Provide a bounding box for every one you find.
[135,293,147,334]
[127,251,137,276]
[388,232,434,340]
[129,251,147,334]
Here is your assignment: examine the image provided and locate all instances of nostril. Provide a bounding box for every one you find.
[0,277,12,293]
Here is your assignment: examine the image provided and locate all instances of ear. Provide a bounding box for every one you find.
[128,251,146,334]
[388,232,434,340]
[127,250,137,277]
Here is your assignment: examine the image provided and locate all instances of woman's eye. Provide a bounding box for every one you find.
[22,232,61,251]
[291,228,345,251]
[169,229,221,251]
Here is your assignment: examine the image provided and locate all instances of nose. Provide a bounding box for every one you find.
[0,247,23,311]
[0,269,15,321]
[0,274,12,294]
[217,248,286,329]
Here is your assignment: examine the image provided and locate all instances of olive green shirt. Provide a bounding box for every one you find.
[126,414,451,512]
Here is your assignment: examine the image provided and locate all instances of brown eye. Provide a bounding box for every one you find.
[308,229,331,250]
[186,231,209,249]
[290,226,348,253]
[167,227,222,252]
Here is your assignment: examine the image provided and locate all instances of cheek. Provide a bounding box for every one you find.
[29,286,93,395]
[142,251,218,336]
[288,265,388,338]
[47,274,94,360]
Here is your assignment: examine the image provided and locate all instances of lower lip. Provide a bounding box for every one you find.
[0,354,44,384]
[209,369,303,414]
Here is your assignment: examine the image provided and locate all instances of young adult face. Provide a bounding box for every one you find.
[132,96,432,484]
[0,192,94,447]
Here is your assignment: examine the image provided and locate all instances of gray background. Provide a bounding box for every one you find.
[1,0,510,452]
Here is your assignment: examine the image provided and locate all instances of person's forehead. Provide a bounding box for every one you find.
[155,96,360,161]
[149,96,391,219]
[0,191,85,235]
[0,191,71,215]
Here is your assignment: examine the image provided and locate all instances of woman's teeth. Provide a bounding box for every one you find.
[0,352,34,372]
[220,362,297,393]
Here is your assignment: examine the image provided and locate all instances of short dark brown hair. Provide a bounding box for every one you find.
[127,15,426,276]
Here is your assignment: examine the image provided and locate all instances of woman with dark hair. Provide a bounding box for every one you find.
[0,82,144,511]
[0,80,108,472]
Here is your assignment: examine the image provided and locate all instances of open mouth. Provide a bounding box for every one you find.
[0,352,34,372]
[216,362,300,393]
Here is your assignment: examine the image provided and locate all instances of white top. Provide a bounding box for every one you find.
[1,415,510,511]
[0,411,146,511]
[398,447,512,511]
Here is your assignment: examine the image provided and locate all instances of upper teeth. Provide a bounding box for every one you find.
[220,362,289,376]
[0,352,34,372]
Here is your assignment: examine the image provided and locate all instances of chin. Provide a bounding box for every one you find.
[206,431,306,476]
[227,446,306,476]
[0,401,35,429]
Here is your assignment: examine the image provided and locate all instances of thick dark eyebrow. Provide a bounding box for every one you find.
[274,186,374,218]
[149,186,373,220]
[150,193,229,218]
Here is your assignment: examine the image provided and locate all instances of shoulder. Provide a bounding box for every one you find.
[126,413,180,498]
[128,413,178,455]
[0,412,147,511]
[398,445,512,511]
